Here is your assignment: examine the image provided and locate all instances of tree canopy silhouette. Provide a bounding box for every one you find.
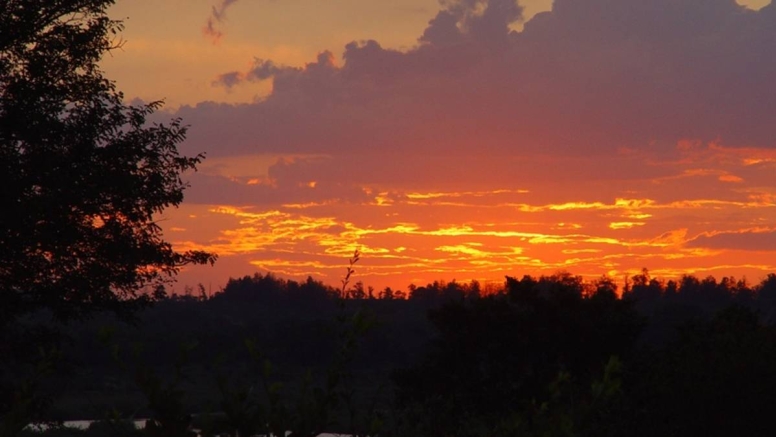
[1,3,215,429]
[393,273,644,436]
[0,0,215,324]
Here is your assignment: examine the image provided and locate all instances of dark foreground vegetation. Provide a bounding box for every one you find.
[8,269,776,437]
[5,1,776,436]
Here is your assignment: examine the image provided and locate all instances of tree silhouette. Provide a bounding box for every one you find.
[630,304,776,437]
[1,1,214,430]
[393,274,644,436]
[1,0,215,324]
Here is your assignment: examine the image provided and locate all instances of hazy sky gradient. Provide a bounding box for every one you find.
[103,0,776,291]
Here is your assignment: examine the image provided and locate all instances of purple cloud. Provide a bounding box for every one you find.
[203,0,241,43]
[686,230,776,252]
[174,0,776,204]
[213,58,306,89]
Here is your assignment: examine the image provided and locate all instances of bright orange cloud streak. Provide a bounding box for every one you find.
[168,161,776,291]
[111,0,776,293]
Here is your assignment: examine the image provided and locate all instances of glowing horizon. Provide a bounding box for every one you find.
[164,147,776,290]
[103,0,776,292]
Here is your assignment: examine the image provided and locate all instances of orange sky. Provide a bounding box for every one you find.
[102,0,776,292]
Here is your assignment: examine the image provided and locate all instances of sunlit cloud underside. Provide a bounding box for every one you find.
[168,141,776,290]
[133,0,776,291]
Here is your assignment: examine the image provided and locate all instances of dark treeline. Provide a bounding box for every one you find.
[29,270,776,436]
[390,271,776,436]
[6,2,776,435]
[210,268,776,309]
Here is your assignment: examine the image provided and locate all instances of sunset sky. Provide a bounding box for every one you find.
[102,0,776,292]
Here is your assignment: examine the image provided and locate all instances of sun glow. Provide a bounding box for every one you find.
[169,149,776,290]
[100,0,776,292]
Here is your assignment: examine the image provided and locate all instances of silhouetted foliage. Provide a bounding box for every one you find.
[13,266,776,436]
[0,0,214,324]
[213,273,335,307]
[628,304,776,437]
[1,1,213,432]
[392,273,644,436]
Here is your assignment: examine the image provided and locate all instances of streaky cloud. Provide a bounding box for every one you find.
[168,0,776,289]
[203,0,241,44]
[687,228,776,252]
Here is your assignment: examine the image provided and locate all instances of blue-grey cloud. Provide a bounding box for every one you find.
[687,230,776,251]
[173,0,776,205]
[204,0,241,43]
